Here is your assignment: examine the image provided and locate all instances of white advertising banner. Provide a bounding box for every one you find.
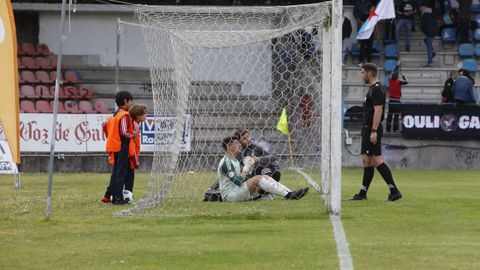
[140,114,191,152]
[19,113,191,152]
[0,120,18,174]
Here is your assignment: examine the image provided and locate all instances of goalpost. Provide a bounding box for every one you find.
[119,2,343,217]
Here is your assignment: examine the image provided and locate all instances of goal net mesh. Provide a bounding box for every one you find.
[120,3,332,216]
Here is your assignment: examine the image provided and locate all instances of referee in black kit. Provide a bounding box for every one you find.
[351,63,403,201]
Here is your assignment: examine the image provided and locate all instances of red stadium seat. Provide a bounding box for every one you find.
[35,70,53,84]
[79,100,96,113]
[64,100,82,113]
[95,101,110,113]
[50,86,68,99]
[64,70,81,83]
[78,86,96,99]
[36,43,51,56]
[21,42,40,56]
[35,57,54,69]
[20,85,39,99]
[64,86,82,99]
[18,57,25,69]
[48,55,62,69]
[50,71,64,83]
[50,101,67,113]
[36,85,53,99]
[21,70,39,83]
[20,100,39,113]
[18,72,25,83]
[36,100,53,113]
[21,56,38,69]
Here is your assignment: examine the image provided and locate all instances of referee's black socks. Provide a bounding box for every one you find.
[359,166,375,196]
[376,163,399,192]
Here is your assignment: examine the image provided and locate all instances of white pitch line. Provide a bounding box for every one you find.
[291,167,354,270]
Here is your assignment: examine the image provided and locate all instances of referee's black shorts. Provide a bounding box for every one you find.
[361,124,383,156]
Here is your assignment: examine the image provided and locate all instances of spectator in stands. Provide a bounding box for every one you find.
[101,91,135,205]
[452,69,478,104]
[217,136,308,202]
[386,61,408,132]
[300,87,314,128]
[299,27,318,62]
[459,68,475,84]
[354,0,374,66]
[396,0,416,52]
[343,14,353,66]
[457,0,472,44]
[441,70,457,103]
[420,3,438,67]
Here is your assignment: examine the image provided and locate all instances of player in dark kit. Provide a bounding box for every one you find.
[351,63,403,201]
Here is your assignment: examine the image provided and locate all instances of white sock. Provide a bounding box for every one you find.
[259,176,291,197]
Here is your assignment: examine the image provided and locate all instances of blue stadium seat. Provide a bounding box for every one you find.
[458,43,475,57]
[475,44,480,56]
[384,43,399,59]
[384,75,390,89]
[350,43,360,56]
[384,59,397,73]
[472,4,480,14]
[372,43,382,57]
[441,28,457,42]
[461,59,478,73]
[474,28,480,41]
[475,15,480,25]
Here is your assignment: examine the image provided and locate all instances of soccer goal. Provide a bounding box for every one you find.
[119,2,343,217]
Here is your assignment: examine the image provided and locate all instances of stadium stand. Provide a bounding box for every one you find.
[20,85,39,99]
[458,43,475,57]
[79,100,97,113]
[21,56,38,69]
[36,85,53,99]
[20,100,39,113]
[461,59,478,73]
[21,70,39,83]
[384,43,399,59]
[441,28,457,43]
[35,70,53,84]
[35,57,54,69]
[36,100,53,113]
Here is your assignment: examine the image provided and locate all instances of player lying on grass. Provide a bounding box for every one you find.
[218,136,309,202]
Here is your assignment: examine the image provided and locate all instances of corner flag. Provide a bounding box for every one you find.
[276,108,295,167]
[276,108,289,135]
[357,0,395,40]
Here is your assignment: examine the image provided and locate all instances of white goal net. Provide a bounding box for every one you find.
[118,2,342,217]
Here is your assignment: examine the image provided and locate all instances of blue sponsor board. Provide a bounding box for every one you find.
[140,114,191,152]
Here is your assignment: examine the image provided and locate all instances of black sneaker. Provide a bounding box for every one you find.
[350,193,367,200]
[286,187,309,200]
[387,191,403,201]
[112,198,129,205]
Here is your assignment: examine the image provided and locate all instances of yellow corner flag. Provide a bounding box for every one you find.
[276,108,295,167]
[276,108,289,135]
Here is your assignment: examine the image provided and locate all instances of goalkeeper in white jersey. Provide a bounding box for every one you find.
[218,136,309,202]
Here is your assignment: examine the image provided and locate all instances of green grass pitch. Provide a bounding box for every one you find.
[0,169,479,269]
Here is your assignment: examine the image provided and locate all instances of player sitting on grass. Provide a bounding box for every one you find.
[218,136,309,202]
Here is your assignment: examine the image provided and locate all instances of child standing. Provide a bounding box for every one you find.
[123,104,149,198]
[101,91,134,205]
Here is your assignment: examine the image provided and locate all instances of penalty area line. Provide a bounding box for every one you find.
[291,167,354,270]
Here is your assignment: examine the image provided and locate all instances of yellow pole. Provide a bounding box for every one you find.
[287,132,295,167]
